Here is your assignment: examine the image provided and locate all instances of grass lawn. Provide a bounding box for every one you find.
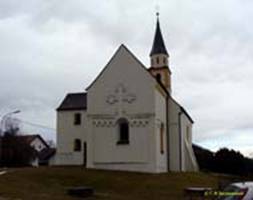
[0,167,239,200]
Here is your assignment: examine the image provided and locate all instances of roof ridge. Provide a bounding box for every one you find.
[67,92,87,95]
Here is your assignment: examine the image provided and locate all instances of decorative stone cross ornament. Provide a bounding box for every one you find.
[106,84,136,105]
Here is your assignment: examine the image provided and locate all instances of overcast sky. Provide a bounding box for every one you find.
[0,0,253,156]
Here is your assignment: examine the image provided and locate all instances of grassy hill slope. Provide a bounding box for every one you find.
[0,167,236,200]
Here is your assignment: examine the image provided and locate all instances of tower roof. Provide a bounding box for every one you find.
[150,15,168,56]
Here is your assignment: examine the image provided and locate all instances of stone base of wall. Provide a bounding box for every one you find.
[88,162,167,173]
[53,152,84,166]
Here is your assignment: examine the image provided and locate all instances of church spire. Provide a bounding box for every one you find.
[150,12,168,57]
[149,13,172,93]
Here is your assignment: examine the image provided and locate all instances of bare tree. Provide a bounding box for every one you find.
[0,118,36,167]
[3,117,20,136]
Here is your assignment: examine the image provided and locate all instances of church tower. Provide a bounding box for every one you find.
[149,13,172,93]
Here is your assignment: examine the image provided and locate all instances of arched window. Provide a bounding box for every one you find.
[156,73,161,82]
[156,57,159,64]
[74,139,81,151]
[117,118,129,145]
[163,57,166,64]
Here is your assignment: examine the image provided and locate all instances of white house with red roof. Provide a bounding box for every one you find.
[18,134,55,166]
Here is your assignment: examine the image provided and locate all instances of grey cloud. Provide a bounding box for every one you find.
[0,0,253,154]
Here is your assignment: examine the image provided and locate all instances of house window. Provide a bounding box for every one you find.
[117,118,129,145]
[156,73,161,82]
[163,57,166,64]
[74,139,81,151]
[74,113,81,125]
[160,123,164,154]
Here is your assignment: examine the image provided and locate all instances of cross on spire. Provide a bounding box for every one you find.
[155,4,160,18]
[156,11,159,19]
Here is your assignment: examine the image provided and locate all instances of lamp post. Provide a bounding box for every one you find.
[0,110,21,166]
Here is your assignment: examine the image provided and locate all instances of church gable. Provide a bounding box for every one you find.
[87,44,156,115]
[87,44,154,92]
[86,45,158,166]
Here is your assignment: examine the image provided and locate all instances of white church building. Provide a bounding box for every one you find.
[55,16,199,173]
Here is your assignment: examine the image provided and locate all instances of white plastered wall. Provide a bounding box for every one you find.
[154,87,168,172]
[168,98,181,171]
[55,110,87,165]
[168,98,199,172]
[180,113,199,172]
[86,45,159,173]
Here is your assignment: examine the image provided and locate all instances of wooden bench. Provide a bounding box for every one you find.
[67,186,94,198]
